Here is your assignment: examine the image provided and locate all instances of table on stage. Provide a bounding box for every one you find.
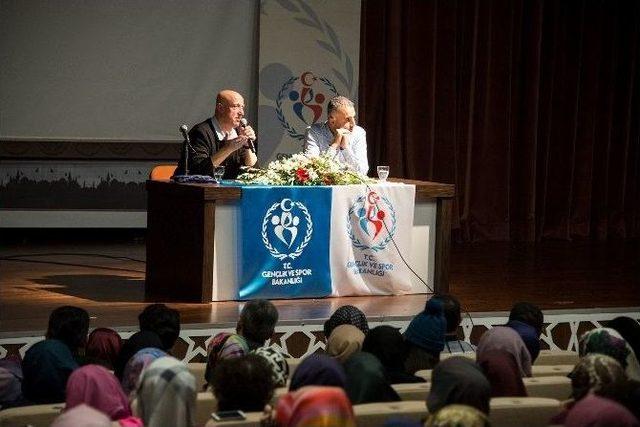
[145,179,454,303]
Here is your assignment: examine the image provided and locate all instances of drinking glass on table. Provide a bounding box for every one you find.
[213,165,225,183]
[377,165,390,181]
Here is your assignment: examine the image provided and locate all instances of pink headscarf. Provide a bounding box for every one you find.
[477,326,532,377]
[565,394,639,427]
[86,328,122,370]
[276,386,355,427]
[65,364,132,420]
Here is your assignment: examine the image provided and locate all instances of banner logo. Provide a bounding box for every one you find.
[262,198,313,260]
[276,72,339,140]
[347,191,397,252]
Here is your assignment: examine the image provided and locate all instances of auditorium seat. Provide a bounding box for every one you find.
[286,357,302,376]
[195,387,289,426]
[0,403,63,427]
[439,351,476,361]
[523,376,572,400]
[188,362,207,391]
[205,411,262,426]
[414,369,432,381]
[534,350,579,366]
[354,401,429,426]
[149,164,177,180]
[531,364,574,377]
[392,382,431,401]
[489,397,561,427]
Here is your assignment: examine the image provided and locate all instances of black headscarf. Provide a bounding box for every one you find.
[323,305,369,339]
[362,325,425,384]
[608,317,640,363]
[343,352,400,404]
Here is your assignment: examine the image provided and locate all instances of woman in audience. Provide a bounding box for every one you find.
[65,364,132,420]
[326,324,365,363]
[0,355,25,408]
[203,332,250,390]
[425,404,491,427]
[506,302,543,363]
[51,404,114,427]
[45,306,90,363]
[22,338,79,403]
[434,294,477,354]
[324,305,369,339]
[477,349,526,397]
[609,317,640,363]
[253,346,290,387]
[426,356,491,415]
[343,352,400,404]
[564,394,639,427]
[403,299,446,374]
[134,356,196,427]
[211,354,276,412]
[121,347,167,395]
[275,386,356,427]
[476,326,531,377]
[290,353,347,391]
[114,330,163,380]
[85,327,123,370]
[362,325,425,384]
[580,327,640,381]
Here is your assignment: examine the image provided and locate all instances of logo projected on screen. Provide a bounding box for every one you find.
[276,71,339,140]
[347,191,397,252]
[262,198,313,260]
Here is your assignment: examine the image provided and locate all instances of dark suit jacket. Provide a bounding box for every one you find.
[175,118,248,179]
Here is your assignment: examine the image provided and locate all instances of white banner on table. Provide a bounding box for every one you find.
[330,183,416,296]
[258,0,361,163]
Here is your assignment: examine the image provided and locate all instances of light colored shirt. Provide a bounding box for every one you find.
[211,117,238,141]
[304,122,369,175]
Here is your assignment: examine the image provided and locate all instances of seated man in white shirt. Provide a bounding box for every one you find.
[303,95,369,175]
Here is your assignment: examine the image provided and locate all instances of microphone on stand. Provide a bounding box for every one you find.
[179,124,190,176]
[239,118,256,154]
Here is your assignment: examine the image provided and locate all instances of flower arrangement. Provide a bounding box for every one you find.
[237,153,373,186]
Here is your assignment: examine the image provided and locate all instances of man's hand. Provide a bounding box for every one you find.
[335,128,351,150]
[223,135,249,153]
[238,125,256,144]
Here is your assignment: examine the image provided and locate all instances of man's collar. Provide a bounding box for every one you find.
[211,117,237,140]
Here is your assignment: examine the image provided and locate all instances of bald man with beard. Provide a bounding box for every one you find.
[175,90,257,179]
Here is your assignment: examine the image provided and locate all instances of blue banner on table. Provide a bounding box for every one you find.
[239,186,333,299]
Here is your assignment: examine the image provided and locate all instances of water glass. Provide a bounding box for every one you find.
[213,165,225,183]
[377,165,390,181]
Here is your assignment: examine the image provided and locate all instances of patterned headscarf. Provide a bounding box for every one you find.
[121,347,167,395]
[290,354,347,391]
[66,364,132,420]
[425,404,491,427]
[51,404,113,427]
[579,328,640,381]
[22,339,79,404]
[569,353,626,401]
[114,331,163,380]
[477,326,532,377]
[276,386,356,427]
[427,356,492,415]
[134,356,196,427]
[326,325,365,363]
[86,328,122,370]
[252,346,290,387]
[204,333,250,388]
[324,305,369,339]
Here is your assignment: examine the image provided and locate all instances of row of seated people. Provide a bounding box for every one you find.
[0,296,639,426]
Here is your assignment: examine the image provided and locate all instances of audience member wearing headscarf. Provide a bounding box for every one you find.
[343,352,400,405]
[609,317,640,364]
[22,339,79,404]
[203,332,250,390]
[506,302,543,363]
[276,386,356,427]
[51,403,113,427]
[505,320,540,363]
[564,394,640,427]
[65,364,132,420]
[121,347,167,395]
[427,356,491,415]
[252,346,290,387]
[425,404,491,427]
[434,294,477,354]
[580,327,640,381]
[134,356,196,427]
[289,353,347,391]
[85,328,122,370]
[212,354,276,412]
[114,331,163,380]
[326,324,365,363]
[0,355,25,408]
[476,326,532,377]
[477,349,526,397]
[404,299,446,374]
[324,305,369,339]
[362,325,425,384]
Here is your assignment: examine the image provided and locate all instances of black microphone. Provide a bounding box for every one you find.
[179,124,190,175]
[239,118,256,154]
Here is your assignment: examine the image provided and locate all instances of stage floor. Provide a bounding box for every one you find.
[1,237,639,335]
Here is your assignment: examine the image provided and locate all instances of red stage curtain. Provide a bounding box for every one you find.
[359,0,640,242]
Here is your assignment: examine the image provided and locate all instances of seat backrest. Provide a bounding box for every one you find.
[414,369,432,381]
[188,362,208,392]
[150,164,177,180]
[196,392,217,427]
[535,350,579,366]
[490,397,561,427]
[531,364,574,377]
[354,401,429,427]
[286,357,302,377]
[0,403,63,427]
[523,376,572,401]
[392,382,431,401]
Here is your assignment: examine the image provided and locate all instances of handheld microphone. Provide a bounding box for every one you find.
[239,118,256,154]
[179,124,190,175]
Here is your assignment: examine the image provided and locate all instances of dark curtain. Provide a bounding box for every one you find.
[359,0,640,242]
